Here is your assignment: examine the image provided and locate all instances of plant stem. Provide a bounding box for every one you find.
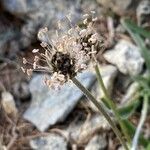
[94,64,131,144]
[131,94,149,150]
[72,77,129,150]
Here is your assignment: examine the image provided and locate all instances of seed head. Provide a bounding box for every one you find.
[22,12,104,89]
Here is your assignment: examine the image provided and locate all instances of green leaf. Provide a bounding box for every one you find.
[122,19,150,39]
[132,34,150,71]
[102,94,140,119]
[117,100,140,119]
[102,97,139,119]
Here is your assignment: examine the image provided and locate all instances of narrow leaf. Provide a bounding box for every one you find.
[118,100,139,119]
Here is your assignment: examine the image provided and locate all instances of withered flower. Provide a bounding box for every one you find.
[22,12,104,89]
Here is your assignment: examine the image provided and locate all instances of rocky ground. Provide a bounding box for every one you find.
[0,0,150,150]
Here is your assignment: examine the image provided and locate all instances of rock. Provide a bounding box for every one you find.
[85,134,107,150]
[23,71,96,131]
[1,91,18,116]
[136,0,150,26]
[67,114,110,144]
[0,145,6,150]
[0,140,6,150]
[104,40,144,76]
[90,65,117,111]
[30,133,67,150]
[96,0,141,15]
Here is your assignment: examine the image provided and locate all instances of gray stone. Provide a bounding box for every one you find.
[0,144,6,150]
[23,71,96,131]
[67,114,110,144]
[104,40,144,76]
[30,133,67,150]
[1,91,18,116]
[85,134,107,150]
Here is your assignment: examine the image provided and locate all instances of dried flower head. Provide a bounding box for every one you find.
[22,12,104,89]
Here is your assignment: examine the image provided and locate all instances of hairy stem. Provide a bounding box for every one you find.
[94,64,131,144]
[72,77,129,150]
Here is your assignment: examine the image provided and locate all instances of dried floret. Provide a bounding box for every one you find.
[22,12,104,89]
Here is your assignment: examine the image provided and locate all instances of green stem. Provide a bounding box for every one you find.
[72,77,129,150]
[94,64,131,144]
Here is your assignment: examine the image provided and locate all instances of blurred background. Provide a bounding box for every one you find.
[0,0,150,150]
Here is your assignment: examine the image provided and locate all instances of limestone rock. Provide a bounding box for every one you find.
[30,133,67,150]
[1,91,18,116]
[104,40,144,76]
[23,71,96,131]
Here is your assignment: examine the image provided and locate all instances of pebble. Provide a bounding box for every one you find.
[1,91,18,116]
[104,40,144,76]
[23,71,96,131]
[30,133,67,150]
